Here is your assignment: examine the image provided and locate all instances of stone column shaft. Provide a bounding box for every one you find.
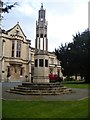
[43,37,44,51]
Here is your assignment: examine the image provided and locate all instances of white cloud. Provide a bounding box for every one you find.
[15,0,34,16]
[46,2,88,51]
[2,0,88,52]
[17,4,33,16]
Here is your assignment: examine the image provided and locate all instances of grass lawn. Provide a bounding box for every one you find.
[64,83,90,89]
[2,98,89,119]
[63,82,90,89]
[2,82,90,119]
[0,99,2,119]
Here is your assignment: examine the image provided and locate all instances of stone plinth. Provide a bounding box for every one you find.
[33,53,49,83]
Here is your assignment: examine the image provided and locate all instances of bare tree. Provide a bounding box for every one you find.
[2,2,18,13]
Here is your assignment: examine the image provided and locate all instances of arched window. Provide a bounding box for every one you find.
[45,59,48,67]
[11,40,15,57]
[16,41,21,57]
[35,59,38,67]
[39,59,43,67]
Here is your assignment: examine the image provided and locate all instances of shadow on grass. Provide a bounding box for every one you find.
[1,118,89,120]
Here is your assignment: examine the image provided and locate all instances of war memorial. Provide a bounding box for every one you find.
[6,4,72,95]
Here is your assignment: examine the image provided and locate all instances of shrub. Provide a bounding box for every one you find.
[49,74,63,83]
[64,77,76,81]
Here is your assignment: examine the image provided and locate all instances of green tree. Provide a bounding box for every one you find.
[55,29,89,83]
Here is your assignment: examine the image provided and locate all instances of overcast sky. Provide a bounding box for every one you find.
[2,0,88,51]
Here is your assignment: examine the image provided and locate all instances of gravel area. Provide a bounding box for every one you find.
[1,82,90,101]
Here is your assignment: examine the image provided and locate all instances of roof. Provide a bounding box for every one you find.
[6,22,26,38]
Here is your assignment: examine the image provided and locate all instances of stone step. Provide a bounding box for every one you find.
[22,82,63,86]
[10,88,64,93]
[7,89,71,95]
[9,88,72,94]
[13,85,63,88]
[14,86,66,90]
[20,85,63,88]
[21,83,63,88]
[7,82,72,95]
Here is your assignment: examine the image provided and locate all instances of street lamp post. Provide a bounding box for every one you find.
[0,0,3,82]
[0,2,2,120]
[0,28,2,82]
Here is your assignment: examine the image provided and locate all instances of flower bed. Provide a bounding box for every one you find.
[49,74,63,83]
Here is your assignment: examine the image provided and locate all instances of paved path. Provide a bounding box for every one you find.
[1,82,90,101]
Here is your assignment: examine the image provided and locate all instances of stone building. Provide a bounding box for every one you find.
[1,22,31,82]
[1,4,62,82]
